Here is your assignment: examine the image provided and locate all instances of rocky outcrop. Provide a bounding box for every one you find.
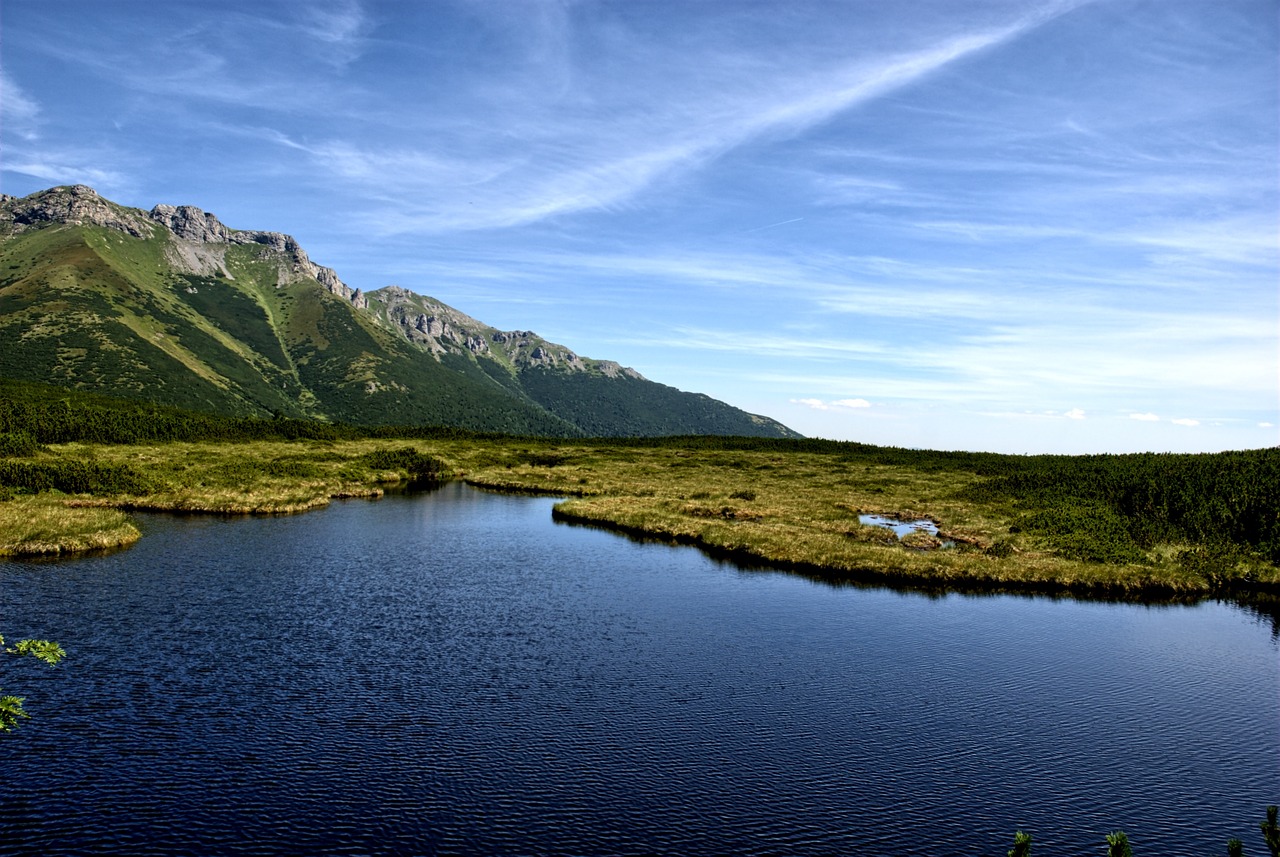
[149,203,232,244]
[364,284,647,378]
[597,361,645,380]
[0,185,155,239]
[150,201,360,303]
[0,186,365,307]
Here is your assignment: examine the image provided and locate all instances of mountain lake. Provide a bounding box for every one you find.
[2,482,1277,855]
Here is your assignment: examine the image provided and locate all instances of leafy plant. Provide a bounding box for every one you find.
[1107,830,1133,857]
[1008,829,1032,857]
[0,430,42,457]
[1,633,66,732]
[1263,804,1280,857]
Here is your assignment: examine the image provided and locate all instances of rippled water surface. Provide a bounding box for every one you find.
[2,484,1277,855]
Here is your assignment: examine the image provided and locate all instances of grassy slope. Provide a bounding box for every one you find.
[0,224,583,434]
[0,225,303,416]
[1,216,798,439]
[517,368,802,438]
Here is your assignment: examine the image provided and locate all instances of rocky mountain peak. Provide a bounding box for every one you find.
[0,185,156,239]
[0,186,363,308]
[0,185,799,439]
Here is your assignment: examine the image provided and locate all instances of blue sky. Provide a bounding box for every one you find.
[2,0,1276,453]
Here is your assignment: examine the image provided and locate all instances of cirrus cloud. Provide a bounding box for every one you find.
[792,397,873,411]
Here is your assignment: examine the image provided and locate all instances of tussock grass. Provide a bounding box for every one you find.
[75,440,445,514]
[455,440,1279,597]
[2,435,1276,600]
[0,440,450,546]
[0,495,139,556]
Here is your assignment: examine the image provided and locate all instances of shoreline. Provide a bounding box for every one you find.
[1,438,1277,604]
[545,499,1280,601]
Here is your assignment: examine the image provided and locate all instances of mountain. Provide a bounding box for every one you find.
[0,185,799,438]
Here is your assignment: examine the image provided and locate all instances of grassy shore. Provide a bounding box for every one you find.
[0,494,141,556]
[2,435,1277,601]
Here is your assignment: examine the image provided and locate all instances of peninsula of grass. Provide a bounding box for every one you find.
[1,381,1276,595]
[2,425,1278,602]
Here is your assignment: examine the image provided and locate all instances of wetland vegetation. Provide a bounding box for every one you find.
[1,380,1277,600]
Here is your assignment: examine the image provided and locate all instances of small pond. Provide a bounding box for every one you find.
[858,512,941,538]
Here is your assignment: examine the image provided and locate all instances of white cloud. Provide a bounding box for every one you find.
[791,397,874,412]
[0,71,41,141]
[1172,418,1200,427]
[1260,422,1275,428]
[1065,408,1086,420]
[297,4,1086,233]
[1129,412,1160,421]
[302,0,368,47]
[6,160,127,189]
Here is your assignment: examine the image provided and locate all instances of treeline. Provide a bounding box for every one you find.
[0,379,495,446]
[964,450,1280,567]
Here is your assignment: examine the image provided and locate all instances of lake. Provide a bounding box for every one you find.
[2,483,1276,855]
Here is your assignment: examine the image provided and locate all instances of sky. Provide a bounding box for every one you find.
[1,0,1276,454]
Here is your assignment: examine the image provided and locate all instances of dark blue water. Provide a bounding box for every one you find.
[2,483,1276,855]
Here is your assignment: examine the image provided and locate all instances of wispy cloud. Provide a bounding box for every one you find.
[0,71,40,141]
[302,0,369,50]
[4,160,127,189]
[3,0,1272,454]
[791,398,873,411]
[297,3,1088,233]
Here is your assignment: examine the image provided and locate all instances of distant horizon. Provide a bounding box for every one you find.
[2,0,1276,455]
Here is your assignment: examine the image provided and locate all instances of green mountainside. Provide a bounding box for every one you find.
[0,186,799,438]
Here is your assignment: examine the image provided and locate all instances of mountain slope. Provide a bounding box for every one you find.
[0,185,799,438]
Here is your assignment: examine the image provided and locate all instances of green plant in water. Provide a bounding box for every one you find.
[1007,829,1032,857]
[1263,805,1280,857]
[1107,831,1133,857]
[1228,837,1243,857]
[1,633,66,731]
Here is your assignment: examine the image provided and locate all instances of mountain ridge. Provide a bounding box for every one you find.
[0,185,799,439]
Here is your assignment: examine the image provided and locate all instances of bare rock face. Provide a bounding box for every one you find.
[597,360,645,380]
[148,199,361,305]
[1,185,155,238]
[149,203,231,244]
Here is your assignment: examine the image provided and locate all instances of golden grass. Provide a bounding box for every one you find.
[0,495,140,556]
[453,441,1248,596]
[2,437,1274,598]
